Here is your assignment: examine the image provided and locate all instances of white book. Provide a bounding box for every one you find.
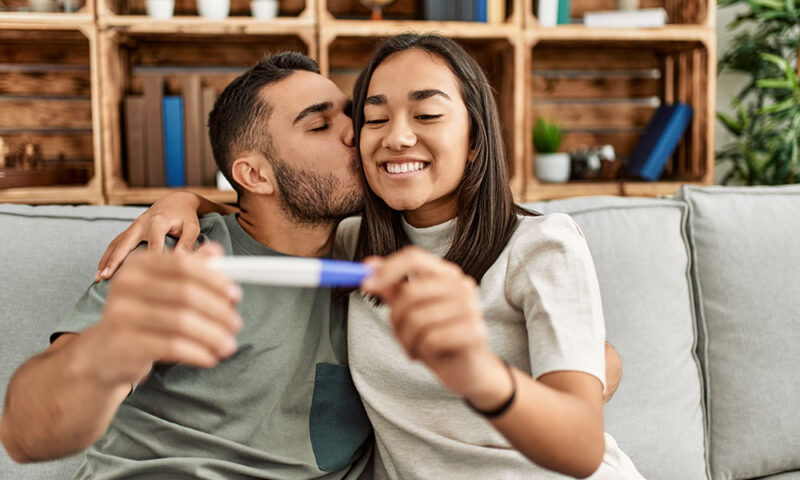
[584,8,668,28]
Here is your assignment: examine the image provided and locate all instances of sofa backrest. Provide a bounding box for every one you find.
[675,185,800,480]
[524,196,709,480]
[0,204,144,479]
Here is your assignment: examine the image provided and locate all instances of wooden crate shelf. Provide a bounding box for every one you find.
[523,35,715,200]
[100,28,315,205]
[0,25,103,204]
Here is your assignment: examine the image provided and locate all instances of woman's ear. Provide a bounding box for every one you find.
[231,153,275,196]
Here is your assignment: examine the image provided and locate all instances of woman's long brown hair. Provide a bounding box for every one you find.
[351,34,537,283]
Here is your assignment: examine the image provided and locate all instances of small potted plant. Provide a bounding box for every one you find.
[533,118,570,183]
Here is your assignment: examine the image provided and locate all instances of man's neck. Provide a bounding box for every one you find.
[236,198,336,258]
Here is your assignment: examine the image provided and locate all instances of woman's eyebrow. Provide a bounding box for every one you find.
[365,94,387,106]
[409,89,450,101]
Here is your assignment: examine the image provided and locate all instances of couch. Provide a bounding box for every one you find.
[1,185,799,480]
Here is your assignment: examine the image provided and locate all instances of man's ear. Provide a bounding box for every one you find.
[231,153,275,196]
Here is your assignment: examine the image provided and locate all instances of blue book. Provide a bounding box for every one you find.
[557,0,571,24]
[162,96,185,188]
[626,103,693,181]
[475,0,487,22]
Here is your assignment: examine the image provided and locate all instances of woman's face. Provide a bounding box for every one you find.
[360,49,473,227]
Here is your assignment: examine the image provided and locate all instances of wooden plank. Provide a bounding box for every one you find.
[0,98,92,129]
[0,71,91,96]
[329,70,359,97]
[533,103,657,129]
[122,0,306,15]
[0,35,90,65]
[531,75,661,99]
[129,36,308,67]
[0,133,93,161]
[532,47,662,70]
[559,131,642,156]
[201,87,218,185]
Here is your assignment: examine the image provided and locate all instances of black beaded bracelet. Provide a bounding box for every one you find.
[465,360,516,418]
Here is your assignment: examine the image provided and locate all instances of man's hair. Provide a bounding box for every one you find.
[208,52,320,198]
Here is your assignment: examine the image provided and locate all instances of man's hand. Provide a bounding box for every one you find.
[80,242,243,389]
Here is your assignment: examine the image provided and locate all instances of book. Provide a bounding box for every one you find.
[488,0,505,24]
[201,87,218,186]
[537,0,558,26]
[182,75,205,186]
[458,0,475,21]
[162,96,185,188]
[423,0,448,20]
[475,0,487,22]
[626,102,693,181]
[143,76,165,187]
[123,96,147,187]
[584,8,667,28]
[557,0,571,24]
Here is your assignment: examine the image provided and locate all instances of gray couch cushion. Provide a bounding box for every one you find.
[755,473,800,480]
[524,196,708,480]
[0,204,144,479]
[675,185,800,480]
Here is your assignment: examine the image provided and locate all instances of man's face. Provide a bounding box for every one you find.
[261,71,363,224]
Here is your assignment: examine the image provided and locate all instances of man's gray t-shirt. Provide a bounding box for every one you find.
[52,213,372,480]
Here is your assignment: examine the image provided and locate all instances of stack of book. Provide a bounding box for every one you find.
[423,0,507,23]
[124,75,218,188]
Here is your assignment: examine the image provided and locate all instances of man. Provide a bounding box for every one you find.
[0,52,371,479]
[0,52,621,478]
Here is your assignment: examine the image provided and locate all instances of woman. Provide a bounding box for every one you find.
[97,34,643,479]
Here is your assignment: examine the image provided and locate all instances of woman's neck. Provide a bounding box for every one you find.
[402,193,458,228]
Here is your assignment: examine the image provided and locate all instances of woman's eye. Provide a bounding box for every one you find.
[364,119,388,125]
[310,124,329,132]
[416,114,442,121]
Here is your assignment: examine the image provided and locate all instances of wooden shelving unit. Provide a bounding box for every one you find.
[0,18,103,204]
[0,0,716,205]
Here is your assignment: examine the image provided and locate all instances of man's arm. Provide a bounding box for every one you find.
[0,334,131,462]
[0,243,242,463]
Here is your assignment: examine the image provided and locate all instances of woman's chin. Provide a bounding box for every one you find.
[382,197,425,213]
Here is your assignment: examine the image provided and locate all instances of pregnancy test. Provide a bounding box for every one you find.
[208,256,373,287]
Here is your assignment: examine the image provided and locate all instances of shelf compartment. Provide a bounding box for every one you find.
[524,38,715,199]
[99,0,311,20]
[0,27,102,204]
[319,0,522,26]
[0,0,92,22]
[525,0,713,28]
[320,33,524,196]
[100,29,315,205]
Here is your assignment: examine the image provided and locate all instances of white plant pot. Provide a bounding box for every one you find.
[198,0,230,20]
[537,0,558,27]
[146,0,174,19]
[535,152,571,183]
[29,0,55,12]
[251,0,278,19]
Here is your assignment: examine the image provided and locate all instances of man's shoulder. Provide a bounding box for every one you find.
[333,216,361,261]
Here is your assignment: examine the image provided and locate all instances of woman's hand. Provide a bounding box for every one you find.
[361,246,511,406]
[96,192,224,282]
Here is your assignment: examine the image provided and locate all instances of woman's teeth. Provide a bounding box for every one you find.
[384,162,427,174]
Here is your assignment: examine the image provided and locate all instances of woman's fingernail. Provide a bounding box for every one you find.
[101,267,111,278]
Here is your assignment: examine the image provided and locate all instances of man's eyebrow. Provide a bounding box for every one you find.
[292,101,333,125]
[409,89,450,101]
[365,94,387,106]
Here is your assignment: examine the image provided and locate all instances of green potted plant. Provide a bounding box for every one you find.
[533,118,569,183]
[716,0,800,185]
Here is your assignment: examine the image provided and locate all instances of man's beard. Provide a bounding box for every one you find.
[271,154,363,225]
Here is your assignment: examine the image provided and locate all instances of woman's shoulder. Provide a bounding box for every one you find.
[513,212,585,243]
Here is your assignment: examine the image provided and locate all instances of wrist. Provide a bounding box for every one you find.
[463,354,515,412]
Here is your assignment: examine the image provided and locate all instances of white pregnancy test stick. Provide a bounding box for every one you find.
[207,256,373,288]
